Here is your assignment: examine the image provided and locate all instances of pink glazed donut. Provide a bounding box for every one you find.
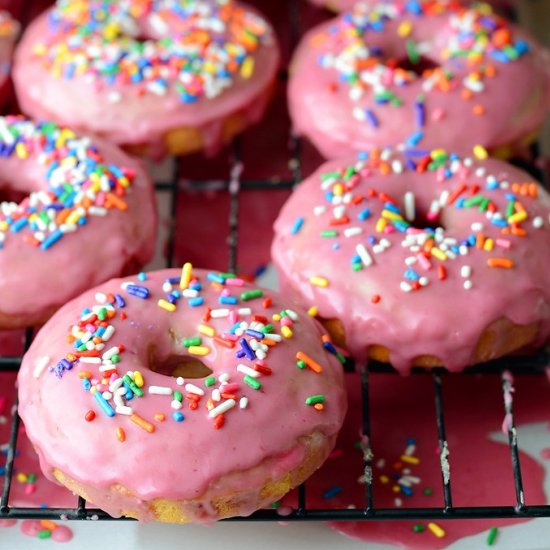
[307,0,513,13]
[13,0,280,159]
[0,116,156,329]
[289,1,550,159]
[18,266,347,523]
[272,146,550,373]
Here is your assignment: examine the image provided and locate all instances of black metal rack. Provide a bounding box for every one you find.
[1,0,550,528]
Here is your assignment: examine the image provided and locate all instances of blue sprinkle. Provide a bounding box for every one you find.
[239,337,255,360]
[219,296,238,305]
[172,412,185,422]
[10,217,28,233]
[332,243,340,250]
[207,273,225,284]
[323,341,338,355]
[114,294,126,308]
[365,109,379,128]
[384,202,400,214]
[40,229,63,250]
[358,208,371,221]
[291,216,305,235]
[323,486,343,499]
[138,272,147,282]
[188,297,204,307]
[406,131,424,147]
[455,198,465,209]
[94,392,115,417]
[406,438,416,445]
[82,378,91,391]
[486,180,499,190]
[401,485,414,497]
[126,284,150,299]
[415,101,425,128]
[491,218,508,227]
[245,329,264,340]
[404,269,420,281]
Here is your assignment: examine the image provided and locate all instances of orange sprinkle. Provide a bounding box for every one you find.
[511,227,527,237]
[371,294,381,303]
[476,232,485,249]
[487,258,515,269]
[321,334,332,343]
[473,104,485,116]
[214,335,235,349]
[214,414,225,429]
[130,414,155,433]
[78,371,92,379]
[260,338,277,347]
[262,297,272,308]
[437,265,447,280]
[154,413,165,422]
[105,192,128,211]
[116,427,126,442]
[461,89,473,100]
[314,403,325,411]
[295,351,323,374]
[40,520,57,531]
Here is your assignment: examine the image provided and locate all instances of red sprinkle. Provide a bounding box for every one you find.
[85,410,96,422]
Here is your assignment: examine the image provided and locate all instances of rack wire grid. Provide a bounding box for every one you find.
[1,0,550,526]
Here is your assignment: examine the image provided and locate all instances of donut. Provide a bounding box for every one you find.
[288,1,550,159]
[13,0,280,159]
[0,115,156,329]
[17,266,347,523]
[0,11,18,107]
[271,146,550,373]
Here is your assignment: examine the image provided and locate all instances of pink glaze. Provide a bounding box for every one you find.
[17,268,347,523]
[289,2,550,159]
[0,117,156,327]
[0,519,17,527]
[282,372,549,549]
[13,1,280,158]
[272,151,550,372]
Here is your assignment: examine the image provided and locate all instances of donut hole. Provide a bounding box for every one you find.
[391,55,440,77]
[148,348,213,379]
[410,208,446,232]
[0,186,27,204]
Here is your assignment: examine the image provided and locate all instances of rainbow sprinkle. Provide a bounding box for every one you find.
[0,116,136,251]
[35,0,271,103]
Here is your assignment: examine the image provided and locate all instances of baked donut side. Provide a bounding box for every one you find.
[0,116,156,328]
[13,0,280,159]
[18,267,347,523]
[272,148,550,372]
[289,2,550,159]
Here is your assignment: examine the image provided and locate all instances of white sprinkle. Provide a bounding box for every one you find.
[313,205,327,216]
[209,399,237,418]
[210,308,230,318]
[533,216,544,228]
[404,444,416,456]
[237,364,260,378]
[182,289,198,298]
[460,265,472,278]
[185,383,204,396]
[394,498,403,507]
[116,405,133,416]
[33,356,50,379]
[218,373,230,383]
[356,243,373,267]
[471,222,483,232]
[212,389,221,402]
[102,325,115,342]
[404,191,415,221]
[162,282,173,293]
[171,400,182,410]
[109,378,123,393]
[102,391,112,401]
[285,309,299,321]
[439,190,450,207]
[239,397,249,409]
[464,280,473,290]
[95,292,107,304]
[405,256,417,266]
[400,282,412,292]
[102,346,119,361]
[238,308,252,316]
[344,226,363,238]
[263,333,282,342]
[81,356,101,365]
[376,458,386,469]
[419,277,429,287]
[148,386,173,396]
[176,377,185,386]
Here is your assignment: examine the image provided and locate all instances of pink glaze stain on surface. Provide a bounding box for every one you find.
[282,372,550,549]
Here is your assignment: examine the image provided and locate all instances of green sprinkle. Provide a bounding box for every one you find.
[486,527,498,546]
[352,263,363,272]
[479,198,490,212]
[219,272,237,279]
[244,375,262,390]
[204,376,216,387]
[406,40,420,64]
[261,324,274,334]
[321,230,338,238]
[321,171,341,182]
[37,530,51,539]
[174,391,183,402]
[375,91,393,102]
[111,354,120,364]
[423,488,433,496]
[506,201,516,218]
[123,374,143,397]
[343,166,356,180]
[463,195,485,207]
[503,45,519,60]
[297,360,306,369]
[270,501,281,509]
[305,395,325,406]
[182,337,201,348]
[27,473,37,483]
[390,97,403,107]
[413,524,425,533]
[98,307,107,321]
[336,352,347,365]
[240,289,263,301]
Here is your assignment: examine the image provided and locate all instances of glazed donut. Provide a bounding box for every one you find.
[18,266,347,523]
[272,147,550,373]
[13,0,280,159]
[0,115,156,329]
[289,1,550,159]
[0,11,18,107]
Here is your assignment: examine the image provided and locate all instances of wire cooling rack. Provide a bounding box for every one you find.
[2,0,550,525]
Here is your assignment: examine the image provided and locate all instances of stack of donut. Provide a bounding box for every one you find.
[6,0,550,532]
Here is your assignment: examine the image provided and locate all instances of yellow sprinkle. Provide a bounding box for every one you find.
[508,211,527,225]
[375,218,387,233]
[281,326,293,339]
[16,473,28,483]
[431,148,447,159]
[272,313,281,322]
[118,176,130,188]
[157,299,176,312]
[473,145,489,160]
[397,21,412,38]
[65,211,81,225]
[401,454,420,465]
[382,209,404,222]
[180,262,193,289]
[430,247,448,261]
[333,183,344,196]
[188,346,210,356]
[309,276,329,288]
[15,142,28,159]
[198,324,215,337]
[307,306,319,317]
[90,386,98,395]
[0,221,9,231]
[379,475,389,484]
[428,522,446,539]
[133,371,144,388]
[241,57,255,79]
[392,485,400,493]
[483,238,494,251]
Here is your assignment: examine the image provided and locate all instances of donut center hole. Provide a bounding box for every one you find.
[392,55,439,77]
[148,350,213,379]
[412,209,445,231]
[0,186,27,204]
